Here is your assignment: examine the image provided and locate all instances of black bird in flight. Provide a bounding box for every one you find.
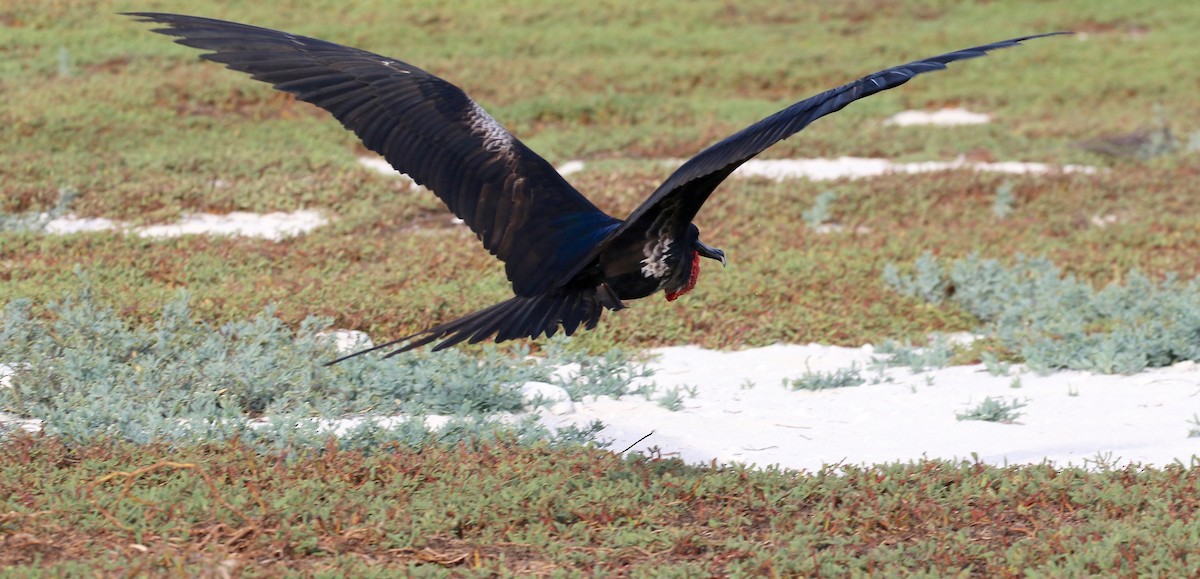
[128,13,1065,363]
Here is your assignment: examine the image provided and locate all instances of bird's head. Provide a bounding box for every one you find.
[665,226,725,302]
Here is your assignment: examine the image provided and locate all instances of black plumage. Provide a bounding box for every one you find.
[127,13,1066,362]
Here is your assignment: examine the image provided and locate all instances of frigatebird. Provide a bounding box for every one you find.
[128,13,1065,363]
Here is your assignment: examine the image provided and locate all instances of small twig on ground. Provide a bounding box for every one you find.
[86,461,250,531]
[619,431,654,454]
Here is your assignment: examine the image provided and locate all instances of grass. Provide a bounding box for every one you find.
[4,0,1200,352]
[4,0,1200,573]
[3,436,1200,576]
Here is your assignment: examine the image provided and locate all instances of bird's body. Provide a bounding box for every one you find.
[128,13,1065,362]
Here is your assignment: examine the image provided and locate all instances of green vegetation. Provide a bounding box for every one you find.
[802,189,839,229]
[870,334,958,373]
[0,284,643,448]
[3,437,1200,575]
[886,254,1200,374]
[783,364,866,391]
[4,0,1200,574]
[991,180,1016,219]
[956,396,1029,423]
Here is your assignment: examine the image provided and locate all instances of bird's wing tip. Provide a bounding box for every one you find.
[1024,31,1075,41]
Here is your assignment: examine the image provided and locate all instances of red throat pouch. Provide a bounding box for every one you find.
[665,251,701,302]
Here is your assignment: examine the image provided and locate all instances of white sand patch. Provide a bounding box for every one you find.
[357,155,418,189]
[358,155,585,180]
[0,412,42,434]
[731,157,1098,181]
[556,160,586,176]
[544,344,1200,471]
[0,364,40,434]
[364,147,1098,187]
[356,155,398,176]
[812,223,872,235]
[246,414,461,437]
[317,329,374,353]
[43,216,120,234]
[43,210,327,241]
[364,151,1096,185]
[522,382,575,415]
[884,108,991,126]
[135,210,326,241]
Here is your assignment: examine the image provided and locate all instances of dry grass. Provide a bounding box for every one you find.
[3,436,1198,576]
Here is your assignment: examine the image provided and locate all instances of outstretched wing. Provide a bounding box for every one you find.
[557,32,1068,285]
[128,13,621,297]
[324,285,625,365]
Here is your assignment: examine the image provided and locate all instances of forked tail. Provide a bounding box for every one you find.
[324,286,625,365]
